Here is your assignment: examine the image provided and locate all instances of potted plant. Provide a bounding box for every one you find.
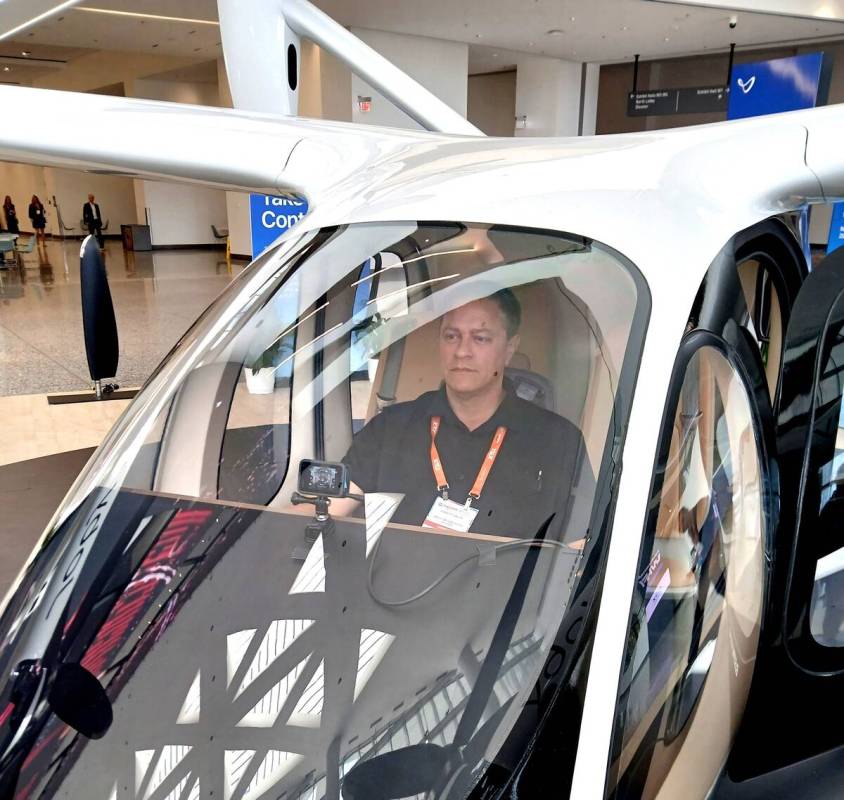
[245,344,280,395]
[244,335,294,394]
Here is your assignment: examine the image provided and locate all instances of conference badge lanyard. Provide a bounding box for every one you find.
[423,415,507,533]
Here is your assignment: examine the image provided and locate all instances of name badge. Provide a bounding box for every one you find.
[423,497,479,533]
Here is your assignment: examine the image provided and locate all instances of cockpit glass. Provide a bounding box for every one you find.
[0,222,646,799]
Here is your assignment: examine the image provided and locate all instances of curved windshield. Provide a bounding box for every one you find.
[0,222,646,800]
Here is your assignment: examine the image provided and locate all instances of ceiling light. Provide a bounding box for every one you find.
[3,67,10,72]
[21,50,30,56]
[0,1,80,41]
[74,7,219,26]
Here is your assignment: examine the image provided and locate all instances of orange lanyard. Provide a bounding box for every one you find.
[430,416,507,505]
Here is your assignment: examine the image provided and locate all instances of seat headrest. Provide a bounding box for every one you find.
[505,367,555,411]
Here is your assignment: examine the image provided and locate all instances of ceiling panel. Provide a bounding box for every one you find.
[1,0,843,65]
[0,2,221,58]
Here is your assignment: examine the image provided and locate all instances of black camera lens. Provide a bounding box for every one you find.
[309,465,336,489]
[298,459,350,498]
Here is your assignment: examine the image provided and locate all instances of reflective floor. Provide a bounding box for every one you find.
[0,237,244,396]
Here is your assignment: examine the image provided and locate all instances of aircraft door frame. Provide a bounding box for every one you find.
[607,224,789,798]
[605,324,774,800]
[726,245,844,783]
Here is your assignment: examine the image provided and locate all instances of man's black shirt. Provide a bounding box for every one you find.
[343,386,592,539]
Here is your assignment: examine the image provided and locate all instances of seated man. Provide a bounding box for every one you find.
[333,289,592,540]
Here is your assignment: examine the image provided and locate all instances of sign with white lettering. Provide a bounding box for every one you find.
[249,194,309,258]
[627,85,728,116]
[827,202,844,254]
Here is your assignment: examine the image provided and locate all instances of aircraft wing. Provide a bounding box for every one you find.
[0,85,452,198]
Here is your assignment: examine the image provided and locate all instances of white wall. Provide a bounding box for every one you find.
[140,180,228,247]
[514,55,583,137]
[350,28,468,129]
[0,162,51,232]
[132,79,220,107]
[0,162,136,236]
[581,63,601,136]
[226,191,251,257]
[468,71,517,136]
[46,167,137,236]
[128,76,228,246]
[810,204,833,247]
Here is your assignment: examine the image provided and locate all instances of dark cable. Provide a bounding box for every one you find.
[366,533,572,608]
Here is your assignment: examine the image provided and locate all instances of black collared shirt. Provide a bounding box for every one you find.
[343,387,592,539]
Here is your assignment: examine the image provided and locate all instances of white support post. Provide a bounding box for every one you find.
[217,0,482,135]
[217,0,301,116]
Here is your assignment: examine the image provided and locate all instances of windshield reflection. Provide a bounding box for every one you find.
[0,222,647,799]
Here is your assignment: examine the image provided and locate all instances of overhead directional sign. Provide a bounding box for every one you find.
[249,194,309,258]
[627,85,728,116]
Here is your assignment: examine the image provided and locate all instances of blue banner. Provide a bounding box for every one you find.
[250,194,309,258]
[727,52,824,120]
[827,203,844,254]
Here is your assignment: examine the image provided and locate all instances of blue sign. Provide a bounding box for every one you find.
[249,194,309,258]
[727,52,824,120]
[727,52,825,264]
[827,203,844,254]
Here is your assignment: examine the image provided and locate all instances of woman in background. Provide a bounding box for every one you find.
[3,196,19,234]
[28,194,46,246]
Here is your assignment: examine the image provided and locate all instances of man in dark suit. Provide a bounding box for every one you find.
[83,193,104,249]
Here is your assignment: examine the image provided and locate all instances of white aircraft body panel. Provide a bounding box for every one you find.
[2,80,844,798]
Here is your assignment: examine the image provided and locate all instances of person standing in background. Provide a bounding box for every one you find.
[83,193,104,249]
[3,196,18,234]
[28,195,46,246]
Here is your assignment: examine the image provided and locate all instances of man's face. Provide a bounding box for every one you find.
[439,299,519,397]
[88,195,94,203]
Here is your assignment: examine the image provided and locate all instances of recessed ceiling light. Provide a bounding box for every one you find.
[21,50,31,56]
[546,28,564,36]
[2,67,10,72]
[622,25,629,31]
[664,36,670,41]
[570,16,575,21]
